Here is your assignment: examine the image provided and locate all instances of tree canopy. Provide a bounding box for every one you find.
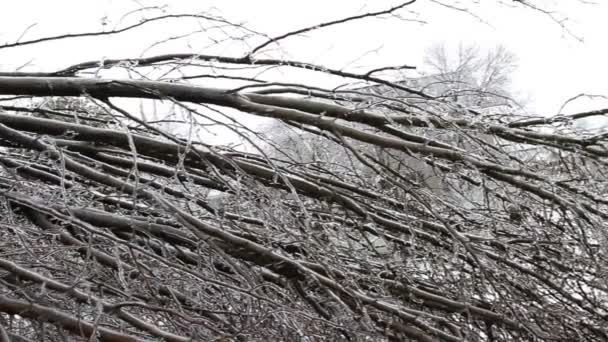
[0,2,607,341]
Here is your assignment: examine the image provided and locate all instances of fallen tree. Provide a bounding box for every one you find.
[0,2,607,341]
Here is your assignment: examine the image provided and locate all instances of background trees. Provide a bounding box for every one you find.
[0,1,607,341]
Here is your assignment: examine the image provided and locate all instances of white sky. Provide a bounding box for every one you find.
[1,0,607,139]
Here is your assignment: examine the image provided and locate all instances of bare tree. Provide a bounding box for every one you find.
[0,1,606,341]
[423,43,518,109]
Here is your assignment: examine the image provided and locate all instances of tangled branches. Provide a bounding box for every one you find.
[0,2,607,341]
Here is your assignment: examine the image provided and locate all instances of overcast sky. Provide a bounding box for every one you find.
[1,0,607,138]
